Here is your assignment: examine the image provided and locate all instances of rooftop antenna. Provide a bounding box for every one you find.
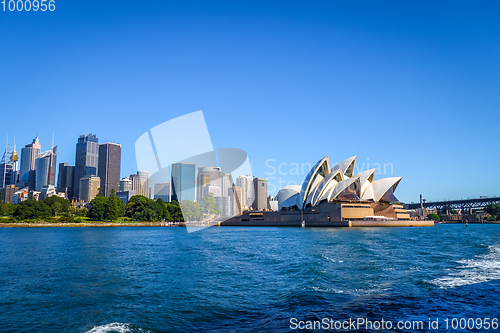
[51,132,54,149]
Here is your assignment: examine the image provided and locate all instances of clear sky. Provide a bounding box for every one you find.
[1,0,499,203]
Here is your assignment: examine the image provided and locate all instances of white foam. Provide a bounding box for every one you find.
[432,244,500,288]
[86,323,136,333]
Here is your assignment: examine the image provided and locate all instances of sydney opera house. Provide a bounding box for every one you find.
[222,155,433,227]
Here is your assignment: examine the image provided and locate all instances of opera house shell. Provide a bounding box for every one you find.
[221,155,424,227]
[278,156,406,212]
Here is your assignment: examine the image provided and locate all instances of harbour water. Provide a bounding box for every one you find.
[1,225,500,332]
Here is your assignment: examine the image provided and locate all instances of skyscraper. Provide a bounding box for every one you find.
[19,136,41,189]
[197,166,221,201]
[236,175,250,209]
[79,176,101,202]
[0,184,18,204]
[221,172,233,197]
[252,178,267,211]
[229,185,243,216]
[74,134,99,200]
[171,163,196,202]
[35,146,57,192]
[131,171,150,198]
[57,163,75,200]
[119,177,132,192]
[98,143,121,197]
[154,182,171,202]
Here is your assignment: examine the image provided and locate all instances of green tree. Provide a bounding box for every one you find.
[180,200,202,221]
[13,199,51,220]
[43,196,71,216]
[125,195,161,221]
[201,193,219,215]
[69,206,87,217]
[2,203,16,216]
[88,196,108,221]
[427,213,440,221]
[167,200,184,221]
[104,189,119,221]
[485,203,500,219]
[156,199,172,221]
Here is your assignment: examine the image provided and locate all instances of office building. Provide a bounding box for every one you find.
[131,171,150,198]
[35,146,57,192]
[74,134,99,200]
[252,178,267,211]
[221,172,233,197]
[171,163,195,202]
[117,190,136,204]
[57,163,75,201]
[229,185,243,216]
[154,182,171,202]
[202,185,221,197]
[98,143,121,197]
[79,176,101,202]
[119,177,133,192]
[215,196,231,218]
[19,136,41,189]
[197,166,221,201]
[1,184,18,204]
[236,175,255,209]
[1,139,18,188]
[11,187,29,205]
[0,162,14,188]
[39,185,64,201]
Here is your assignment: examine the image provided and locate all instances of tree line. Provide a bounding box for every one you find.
[0,189,220,222]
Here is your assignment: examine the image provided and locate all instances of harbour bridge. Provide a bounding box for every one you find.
[404,196,500,211]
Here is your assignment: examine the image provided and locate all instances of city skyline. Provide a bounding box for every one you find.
[2,1,500,203]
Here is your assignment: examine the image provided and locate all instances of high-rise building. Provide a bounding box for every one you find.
[35,146,57,192]
[197,167,221,201]
[19,136,40,188]
[1,140,19,189]
[39,185,63,201]
[98,143,121,197]
[0,162,14,188]
[119,177,132,192]
[116,190,136,204]
[252,178,267,211]
[79,176,101,202]
[171,163,196,202]
[154,182,171,202]
[11,187,29,205]
[74,134,99,200]
[202,185,221,197]
[215,196,231,218]
[236,176,249,209]
[221,172,233,197]
[0,184,18,204]
[57,163,75,200]
[119,177,133,192]
[131,171,150,198]
[229,185,243,216]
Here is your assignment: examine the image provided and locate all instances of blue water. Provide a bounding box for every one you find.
[1,225,500,332]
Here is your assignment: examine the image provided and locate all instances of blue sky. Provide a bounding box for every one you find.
[1,1,499,203]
